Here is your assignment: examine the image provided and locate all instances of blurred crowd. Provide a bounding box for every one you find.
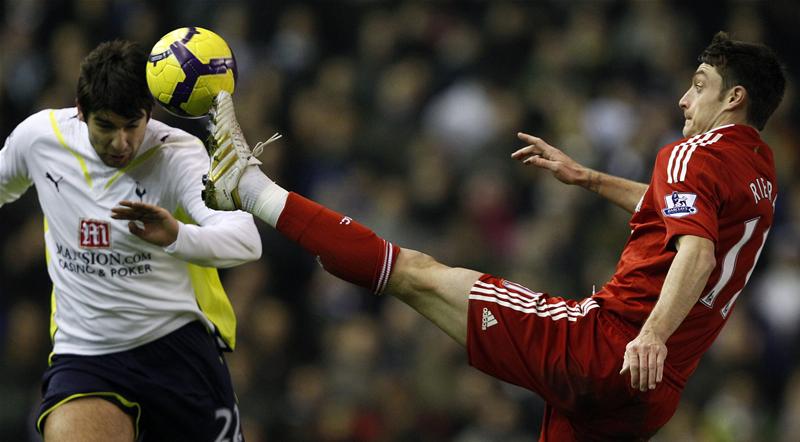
[1,0,799,441]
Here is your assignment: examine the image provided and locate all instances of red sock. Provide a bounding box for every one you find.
[276,192,400,294]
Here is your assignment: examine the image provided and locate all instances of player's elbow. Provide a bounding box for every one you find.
[244,238,262,261]
[677,235,716,276]
[239,220,262,261]
[689,239,716,277]
[228,231,262,263]
[391,249,443,295]
[697,246,716,276]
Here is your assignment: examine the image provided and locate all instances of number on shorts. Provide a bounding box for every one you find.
[214,405,242,442]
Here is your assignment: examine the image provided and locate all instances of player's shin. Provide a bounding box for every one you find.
[276,192,400,294]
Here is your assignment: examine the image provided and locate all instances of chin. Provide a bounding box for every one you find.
[683,120,702,137]
[103,156,129,168]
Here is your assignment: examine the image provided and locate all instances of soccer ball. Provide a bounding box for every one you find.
[146,27,237,118]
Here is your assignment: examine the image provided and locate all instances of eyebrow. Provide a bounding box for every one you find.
[95,116,140,126]
[692,70,708,82]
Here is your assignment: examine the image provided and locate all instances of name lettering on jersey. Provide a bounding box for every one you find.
[662,191,698,218]
[749,177,773,206]
[55,241,154,278]
[79,219,111,248]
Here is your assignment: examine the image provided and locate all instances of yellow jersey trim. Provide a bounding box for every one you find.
[37,391,141,438]
[44,217,58,362]
[173,206,237,349]
[49,110,93,188]
[49,286,56,341]
[48,286,56,365]
[104,145,162,190]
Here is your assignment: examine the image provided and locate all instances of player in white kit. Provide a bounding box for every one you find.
[0,40,260,441]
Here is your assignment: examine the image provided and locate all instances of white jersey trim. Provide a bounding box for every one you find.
[666,131,723,184]
[469,280,598,322]
[374,240,394,295]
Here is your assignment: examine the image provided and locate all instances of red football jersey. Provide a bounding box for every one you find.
[595,124,776,386]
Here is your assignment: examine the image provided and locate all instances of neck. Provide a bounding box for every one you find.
[707,109,750,133]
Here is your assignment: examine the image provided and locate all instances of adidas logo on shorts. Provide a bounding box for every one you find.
[482,308,498,330]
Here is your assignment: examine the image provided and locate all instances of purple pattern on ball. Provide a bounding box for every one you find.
[165,27,237,116]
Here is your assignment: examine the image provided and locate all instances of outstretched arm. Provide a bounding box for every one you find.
[620,235,716,391]
[0,120,35,208]
[513,132,648,213]
[110,199,261,268]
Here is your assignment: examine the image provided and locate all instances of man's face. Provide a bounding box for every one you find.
[82,110,149,168]
[678,63,728,137]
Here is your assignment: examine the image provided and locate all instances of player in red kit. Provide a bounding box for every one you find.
[200,32,785,440]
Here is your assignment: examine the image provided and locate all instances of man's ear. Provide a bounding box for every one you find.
[724,85,747,111]
[76,100,86,122]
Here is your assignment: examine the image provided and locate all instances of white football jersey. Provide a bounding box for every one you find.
[0,108,261,355]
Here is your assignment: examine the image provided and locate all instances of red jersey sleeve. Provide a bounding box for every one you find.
[651,139,727,248]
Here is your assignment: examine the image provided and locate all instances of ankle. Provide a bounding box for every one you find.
[238,167,288,226]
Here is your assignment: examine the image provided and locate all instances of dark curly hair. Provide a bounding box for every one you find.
[76,40,154,119]
[699,31,786,130]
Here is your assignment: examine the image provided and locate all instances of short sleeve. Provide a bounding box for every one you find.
[651,146,725,248]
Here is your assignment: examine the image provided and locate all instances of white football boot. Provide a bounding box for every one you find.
[203,90,281,210]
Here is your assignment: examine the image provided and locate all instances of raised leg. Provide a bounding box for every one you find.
[43,397,134,442]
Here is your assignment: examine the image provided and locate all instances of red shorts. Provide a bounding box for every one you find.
[466,274,682,441]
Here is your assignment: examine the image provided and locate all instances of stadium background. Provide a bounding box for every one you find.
[1,0,798,440]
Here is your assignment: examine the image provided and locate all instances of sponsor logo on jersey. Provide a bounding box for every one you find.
[55,241,154,278]
[45,172,64,192]
[481,307,498,330]
[79,219,111,249]
[663,191,698,218]
[57,243,151,265]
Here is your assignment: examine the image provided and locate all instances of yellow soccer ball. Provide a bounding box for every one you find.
[146,27,237,118]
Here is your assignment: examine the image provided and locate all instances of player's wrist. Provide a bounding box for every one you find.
[577,167,598,191]
[165,220,180,246]
[639,323,669,343]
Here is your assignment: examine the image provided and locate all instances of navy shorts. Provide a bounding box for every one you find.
[37,321,243,441]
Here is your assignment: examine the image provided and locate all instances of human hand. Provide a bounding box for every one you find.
[512,132,588,185]
[619,329,668,392]
[111,200,179,247]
